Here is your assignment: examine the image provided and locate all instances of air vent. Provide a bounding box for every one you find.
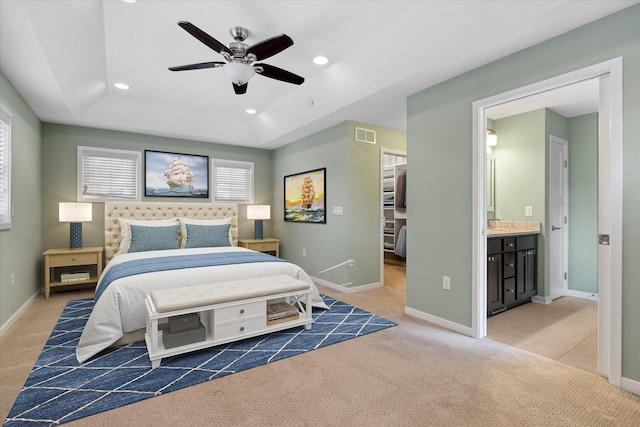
[355,127,376,144]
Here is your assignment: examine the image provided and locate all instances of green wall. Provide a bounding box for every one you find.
[273,123,350,284]
[494,109,547,294]
[568,113,599,294]
[273,121,405,287]
[407,5,640,381]
[494,109,546,222]
[348,122,407,286]
[0,72,42,327]
[493,109,598,297]
[40,123,274,251]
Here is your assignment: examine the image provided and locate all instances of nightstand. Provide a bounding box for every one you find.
[238,238,280,257]
[43,247,104,299]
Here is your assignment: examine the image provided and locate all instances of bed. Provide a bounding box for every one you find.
[76,201,328,363]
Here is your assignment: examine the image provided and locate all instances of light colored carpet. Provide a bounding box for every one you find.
[2,265,639,426]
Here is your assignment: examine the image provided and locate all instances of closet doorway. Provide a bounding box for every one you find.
[380,149,406,286]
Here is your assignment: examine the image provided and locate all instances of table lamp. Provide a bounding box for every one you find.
[246,205,270,240]
[59,202,92,248]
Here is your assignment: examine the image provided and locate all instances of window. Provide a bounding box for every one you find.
[0,105,11,230]
[77,146,141,202]
[211,159,254,204]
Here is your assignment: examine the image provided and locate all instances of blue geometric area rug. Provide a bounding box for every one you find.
[4,295,396,426]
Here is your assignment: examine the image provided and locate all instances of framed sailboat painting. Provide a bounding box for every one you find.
[144,150,209,198]
[284,167,326,223]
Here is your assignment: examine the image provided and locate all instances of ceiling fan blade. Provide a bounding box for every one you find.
[255,63,304,85]
[168,61,225,71]
[233,82,248,95]
[247,34,293,60]
[178,21,232,56]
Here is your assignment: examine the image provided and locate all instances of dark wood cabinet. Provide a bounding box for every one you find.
[487,234,538,317]
[487,253,506,315]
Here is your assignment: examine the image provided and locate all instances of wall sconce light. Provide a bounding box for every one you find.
[246,205,270,240]
[59,202,92,249]
[487,128,498,147]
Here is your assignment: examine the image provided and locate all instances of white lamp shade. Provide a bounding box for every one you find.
[223,62,256,84]
[247,205,270,220]
[59,202,92,222]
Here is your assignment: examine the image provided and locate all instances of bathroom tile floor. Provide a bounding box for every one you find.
[487,296,598,373]
[383,264,598,374]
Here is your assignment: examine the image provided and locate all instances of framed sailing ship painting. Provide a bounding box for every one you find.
[144,150,209,198]
[284,168,326,223]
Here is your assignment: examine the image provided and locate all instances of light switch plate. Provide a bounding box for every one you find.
[525,206,533,217]
[333,206,343,215]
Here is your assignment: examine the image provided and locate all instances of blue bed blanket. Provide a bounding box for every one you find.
[94,251,285,302]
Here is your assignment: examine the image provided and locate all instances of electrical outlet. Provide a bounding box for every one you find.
[11,273,15,288]
[302,249,306,257]
[443,276,451,291]
[525,206,533,217]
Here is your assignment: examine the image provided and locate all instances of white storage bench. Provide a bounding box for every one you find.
[144,275,313,368]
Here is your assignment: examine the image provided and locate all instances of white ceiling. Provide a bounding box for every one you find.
[0,1,636,149]
[486,78,601,120]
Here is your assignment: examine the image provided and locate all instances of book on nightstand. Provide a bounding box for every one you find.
[61,271,90,282]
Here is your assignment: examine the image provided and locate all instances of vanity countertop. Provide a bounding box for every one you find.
[487,220,541,237]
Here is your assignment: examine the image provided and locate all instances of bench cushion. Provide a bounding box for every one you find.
[149,275,311,313]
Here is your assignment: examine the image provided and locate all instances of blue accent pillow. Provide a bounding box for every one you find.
[128,224,180,253]
[184,223,232,248]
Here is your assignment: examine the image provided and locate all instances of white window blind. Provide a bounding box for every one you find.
[0,106,12,230]
[211,159,254,204]
[77,146,141,202]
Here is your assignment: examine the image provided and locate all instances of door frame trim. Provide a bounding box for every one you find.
[471,57,622,387]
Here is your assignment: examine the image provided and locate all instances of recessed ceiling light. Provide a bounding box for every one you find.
[114,83,130,90]
[313,56,328,65]
[122,0,138,3]
[245,109,257,114]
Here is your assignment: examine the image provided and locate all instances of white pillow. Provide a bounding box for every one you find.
[178,217,233,248]
[117,218,180,254]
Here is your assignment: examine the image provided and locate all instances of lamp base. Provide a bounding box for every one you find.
[70,222,83,249]
[254,220,263,240]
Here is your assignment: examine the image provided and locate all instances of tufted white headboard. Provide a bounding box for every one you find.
[104,202,238,264]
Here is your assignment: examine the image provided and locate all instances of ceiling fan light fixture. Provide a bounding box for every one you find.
[313,56,328,65]
[223,62,255,85]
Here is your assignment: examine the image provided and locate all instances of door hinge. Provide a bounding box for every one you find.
[564,272,568,280]
[564,159,568,168]
[564,216,567,224]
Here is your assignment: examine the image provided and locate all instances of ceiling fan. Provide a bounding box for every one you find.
[169,21,305,95]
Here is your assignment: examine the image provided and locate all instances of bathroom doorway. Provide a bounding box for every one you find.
[472,58,623,386]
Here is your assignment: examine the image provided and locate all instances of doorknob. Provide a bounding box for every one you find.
[552,225,562,231]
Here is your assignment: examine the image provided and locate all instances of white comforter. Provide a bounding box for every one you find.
[76,246,328,363]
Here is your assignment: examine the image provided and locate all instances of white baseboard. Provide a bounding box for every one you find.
[532,295,552,304]
[621,376,640,396]
[404,306,474,337]
[532,291,598,305]
[311,277,383,293]
[567,289,599,300]
[0,291,39,337]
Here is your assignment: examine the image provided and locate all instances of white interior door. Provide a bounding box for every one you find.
[549,135,569,300]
